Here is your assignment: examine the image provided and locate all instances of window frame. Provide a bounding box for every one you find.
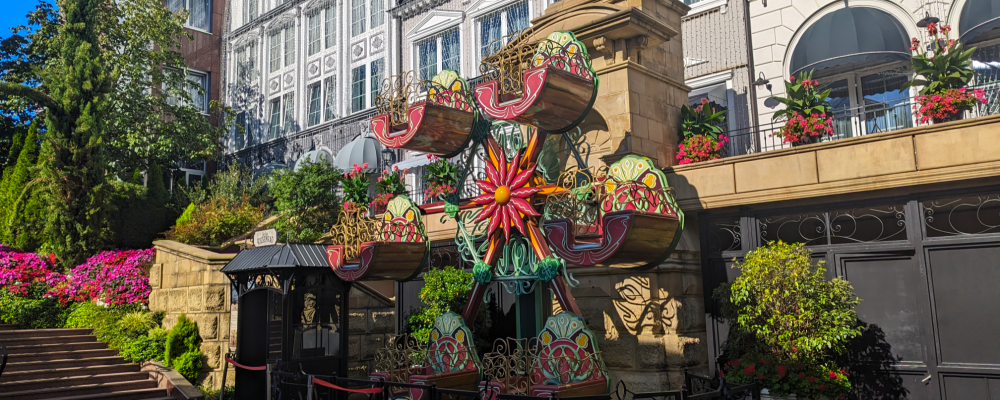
[268,97,282,139]
[282,92,296,133]
[351,66,366,112]
[351,0,366,37]
[167,0,212,33]
[371,0,384,28]
[475,1,530,62]
[370,58,384,108]
[307,83,323,126]
[414,28,461,81]
[269,31,282,72]
[308,13,322,56]
[324,5,337,49]
[324,76,337,121]
[283,26,296,68]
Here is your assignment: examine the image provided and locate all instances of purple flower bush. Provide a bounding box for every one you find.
[0,248,154,305]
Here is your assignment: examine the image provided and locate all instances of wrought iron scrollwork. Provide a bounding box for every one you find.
[707,219,741,253]
[375,72,421,126]
[759,205,907,246]
[478,28,537,96]
[923,194,1000,237]
[327,206,381,259]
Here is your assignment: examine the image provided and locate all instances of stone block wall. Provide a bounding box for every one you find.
[556,228,708,391]
[150,240,236,390]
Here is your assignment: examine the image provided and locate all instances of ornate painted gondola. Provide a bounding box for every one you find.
[541,155,684,269]
[325,196,428,282]
[475,31,598,134]
[370,71,478,157]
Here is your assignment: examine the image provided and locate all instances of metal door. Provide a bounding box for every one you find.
[833,252,938,399]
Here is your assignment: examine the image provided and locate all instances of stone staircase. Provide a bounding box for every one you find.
[0,324,174,400]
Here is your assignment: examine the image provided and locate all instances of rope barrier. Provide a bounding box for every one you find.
[224,357,268,371]
[311,377,383,394]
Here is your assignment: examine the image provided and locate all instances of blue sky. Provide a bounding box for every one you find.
[0,1,49,39]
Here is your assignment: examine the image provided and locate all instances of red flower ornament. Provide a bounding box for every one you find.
[471,141,541,242]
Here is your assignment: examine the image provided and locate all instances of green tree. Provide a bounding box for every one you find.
[0,123,42,248]
[0,0,230,264]
[269,159,342,243]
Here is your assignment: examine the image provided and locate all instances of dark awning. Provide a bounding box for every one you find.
[221,244,330,273]
[961,0,1000,43]
[333,136,383,173]
[790,7,910,77]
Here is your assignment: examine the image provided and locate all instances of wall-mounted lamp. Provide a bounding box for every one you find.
[754,72,772,93]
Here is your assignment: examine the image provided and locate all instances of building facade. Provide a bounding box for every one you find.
[220,0,399,171]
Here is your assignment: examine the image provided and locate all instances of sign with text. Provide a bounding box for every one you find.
[253,229,278,247]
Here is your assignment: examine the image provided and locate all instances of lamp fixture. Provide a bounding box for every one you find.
[754,71,772,93]
[916,11,939,28]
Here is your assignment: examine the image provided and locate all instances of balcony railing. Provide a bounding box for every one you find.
[721,83,1000,158]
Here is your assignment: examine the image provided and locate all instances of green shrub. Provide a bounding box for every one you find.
[714,241,861,399]
[269,158,342,243]
[168,196,266,246]
[0,290,69,329]
[199,385,236,400]
[120,327,168,363]
[108,164,175,249]
[119,311,157,332]
[165,314,202,365]
[175,203,196,226]
[173,351,205,382]
[405,266,491,353]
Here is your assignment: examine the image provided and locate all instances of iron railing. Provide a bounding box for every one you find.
[720,82,1000,158]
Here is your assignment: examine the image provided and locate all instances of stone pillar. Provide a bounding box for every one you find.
[526,0,706,389]
[150,240,237,390]
[530,0,691,168]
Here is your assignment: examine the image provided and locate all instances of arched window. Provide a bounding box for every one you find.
[790,7,912,139]
[959,0,1000,111]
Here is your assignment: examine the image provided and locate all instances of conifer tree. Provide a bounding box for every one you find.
[1,124,42,249]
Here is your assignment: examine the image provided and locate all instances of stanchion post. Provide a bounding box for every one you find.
[307,374,314,400]
[266,364,272,400]
[219,357,229,400]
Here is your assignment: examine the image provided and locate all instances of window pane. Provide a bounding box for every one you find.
[324,6,336,49]
[370,59,383,108]
[236,47,248,87]
[860,72,912,134]
[189,0,209,31]
[308,84,322,126]
[442,29,460,71]
[282,92,295,133]
[371,0,384,28]
[249,41,258,78]
[506,2,529,36]
[480,13,501,59]
[187,71,208,113]
[269,98,281,139]
[166,0,183,14]
[308,14,321,56]
[269,32,282,72]
[247,0,257,22]
[284,27,296,67]
[822,79,852,140]
[352,0,365,37]
[418,39,437,81]
[234,111,247,150]
[324,77,336,121]
[351,66,365,112]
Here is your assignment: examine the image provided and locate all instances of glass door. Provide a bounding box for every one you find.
[858,72,913,134]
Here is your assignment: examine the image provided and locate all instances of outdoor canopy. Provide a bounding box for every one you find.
[961,0,1000,43]
[221,243,331,273]
[294,149,334,171]
[333,136,383,173]
[789,7,910,77]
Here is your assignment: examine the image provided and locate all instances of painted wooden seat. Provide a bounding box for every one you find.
[327,196,428,282]
[528,312,608,396]
[542,155,684,269]
[407,312,483,400]
[474,31,597,134]
[371,70,477,157]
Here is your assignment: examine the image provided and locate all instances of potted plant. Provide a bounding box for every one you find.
[904,23,986,124]
[770,71,834,146]
[714,241,861,399]
[676,98,729,164]
[422,154,459,202]
[371,166,407,214]
[342,163,371,213]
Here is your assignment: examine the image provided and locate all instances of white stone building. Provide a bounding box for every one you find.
[221,0,399,170]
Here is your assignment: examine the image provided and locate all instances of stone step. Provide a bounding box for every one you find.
[6,341,107,354]
[0,372,151,393]
[0,324,16,331]
[0,328,92,339]
[40,388,173,400]
[6,348,118,363]
[4,356,127,373]
[1,364,140,382]
[0,379,159,400]
[0,335,97,346]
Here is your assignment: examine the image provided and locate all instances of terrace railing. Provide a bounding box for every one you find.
[720,83,1000,159]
